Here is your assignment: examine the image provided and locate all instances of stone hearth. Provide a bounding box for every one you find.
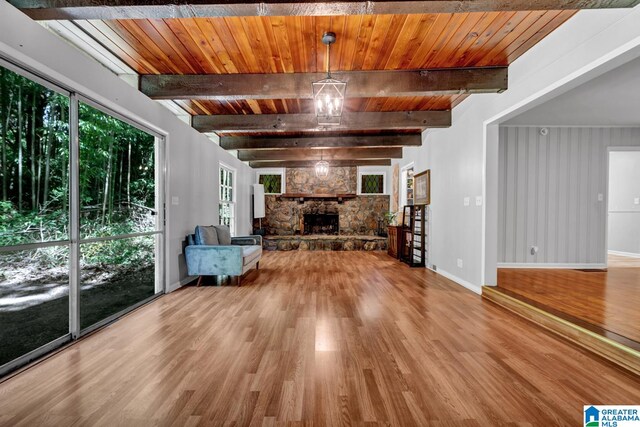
[264,235,387,251]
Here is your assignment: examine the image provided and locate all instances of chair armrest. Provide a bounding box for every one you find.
[185,245,243,276]
[231,235,263,246]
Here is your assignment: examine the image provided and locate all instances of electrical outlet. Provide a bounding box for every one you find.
[457,258,463,268]
[463,197,470,206]
[598,193,604,202]
[475,196,482,206]
[171,196,180,205]
[634,197,640,205]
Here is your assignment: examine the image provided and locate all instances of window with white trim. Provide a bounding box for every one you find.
[358,171,386,195]
[256,168,285,194]
[219,164,235,235]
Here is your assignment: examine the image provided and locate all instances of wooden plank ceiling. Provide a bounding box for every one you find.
[58,10,578,166]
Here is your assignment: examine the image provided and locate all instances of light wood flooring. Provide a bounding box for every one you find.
[498,254,640,344]
[1,252,638,426]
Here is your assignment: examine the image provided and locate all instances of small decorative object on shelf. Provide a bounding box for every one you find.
[400,205,426,267]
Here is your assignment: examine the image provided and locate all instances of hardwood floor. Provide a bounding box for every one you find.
[498,254,640,344]
[1,252,638,426]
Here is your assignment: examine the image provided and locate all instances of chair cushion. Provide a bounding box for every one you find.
[242,245,262,266]
[214,225,232,245]
[195,226,219,245]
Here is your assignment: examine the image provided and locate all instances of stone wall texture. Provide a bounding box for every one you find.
[286,167,356,194]
[263,195,389,235]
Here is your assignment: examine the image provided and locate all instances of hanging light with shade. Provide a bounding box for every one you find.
[315,151,330,178]
[312,32,346,126]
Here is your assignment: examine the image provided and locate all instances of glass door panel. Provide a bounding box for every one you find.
[0,246,69,366]
[79,235,156,329]
[0,64,71,372]
[78,101,162,332]
[78,102,156,239]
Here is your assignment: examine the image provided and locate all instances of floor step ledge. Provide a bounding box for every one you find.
[482,286,640,377]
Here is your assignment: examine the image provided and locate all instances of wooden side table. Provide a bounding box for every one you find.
[387,225,402,259]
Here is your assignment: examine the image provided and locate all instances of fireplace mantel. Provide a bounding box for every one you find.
[279,193,357,203]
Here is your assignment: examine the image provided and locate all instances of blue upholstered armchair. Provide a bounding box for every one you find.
[185,225,263,286]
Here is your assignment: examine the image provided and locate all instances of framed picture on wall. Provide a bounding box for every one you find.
[413,169,430,205]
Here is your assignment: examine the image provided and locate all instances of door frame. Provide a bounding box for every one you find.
[399,162,415,208]
[605,146,640,268]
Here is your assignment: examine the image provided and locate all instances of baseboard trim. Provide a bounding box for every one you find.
[436,269,482,295]
[482,286,640,377]
[167,276,196,293]
[497,263,607,269]
[608,250,640,259]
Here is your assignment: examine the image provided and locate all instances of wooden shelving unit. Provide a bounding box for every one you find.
[400,205,426,267]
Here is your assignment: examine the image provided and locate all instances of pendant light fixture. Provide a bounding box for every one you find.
[315,150,329,178]
[312,32,346,126]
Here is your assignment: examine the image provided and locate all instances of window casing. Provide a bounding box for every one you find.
[219,164,235,235]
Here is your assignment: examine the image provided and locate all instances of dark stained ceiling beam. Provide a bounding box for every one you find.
[193,111,450,133]
[220,134,421,150]
[249,159,392,168]
[11,0,640,20]
[237,147,403,161]
[140,68,508,100]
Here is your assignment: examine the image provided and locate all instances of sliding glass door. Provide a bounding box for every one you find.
[0,59,165,375]
[0,65,71,370]
[78,101,162,332]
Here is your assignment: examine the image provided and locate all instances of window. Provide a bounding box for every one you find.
[257,168,285,194]
[358,170,386,195]
[219,164,235,235]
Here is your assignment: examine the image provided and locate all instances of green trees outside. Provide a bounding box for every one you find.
[0,67,155,249]
[0,68,69,246]
[78,103,155,239]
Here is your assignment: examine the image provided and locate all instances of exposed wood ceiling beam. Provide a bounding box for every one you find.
[140,68,508,100]
[220,134,421,150]
[237,147,402,161]
[11,0,639,20]
[193,111,450,133]
[249,159,392,168]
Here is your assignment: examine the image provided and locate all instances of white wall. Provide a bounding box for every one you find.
[504,56,640,127]
[0,2,254,292]
[393,5,640,293]
[498,127,640,267]
[608,150,640,256]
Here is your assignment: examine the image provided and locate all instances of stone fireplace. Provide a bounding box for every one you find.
[257,166,389,251]
[303,213,339,235]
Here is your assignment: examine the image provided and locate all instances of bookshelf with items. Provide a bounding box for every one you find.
[400,205,426,267]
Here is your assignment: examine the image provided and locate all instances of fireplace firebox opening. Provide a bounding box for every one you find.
[303,213,339,235]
